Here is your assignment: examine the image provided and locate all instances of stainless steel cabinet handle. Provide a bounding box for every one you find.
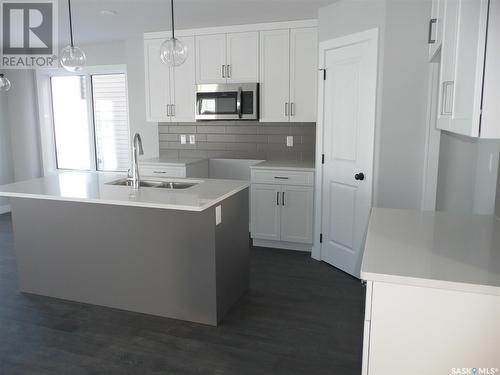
[291,102,295,116]
[428,18,437,44]
[227,65,231,78]
[274,176,289,180]
[154,171,167,174]
[222,65,226,78]
[166,104,171,117]
[282,192,285,206]
[285,102,289,117]
[276,192,280,206]
[441,81,454,115]
[171,104,176,117]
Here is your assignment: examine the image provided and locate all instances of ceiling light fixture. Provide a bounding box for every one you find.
[160,0,187,67]
[0,74,11,92]
[60,0,87,72]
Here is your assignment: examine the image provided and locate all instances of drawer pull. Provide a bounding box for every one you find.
[274,176,289,180]
[153,171,168,174]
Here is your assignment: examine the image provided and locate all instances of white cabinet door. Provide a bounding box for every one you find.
[195,34,227,84]
[290,27,318,123]
[251,184,281,241]
[429,0,445,60]
[260,29,290,122]
[171,36,196,122]
[437,0,488,137]
[144,39,171,122]
[226,31,259,83]
[280,185,313,244]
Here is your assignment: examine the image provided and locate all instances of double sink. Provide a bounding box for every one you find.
[107,178,199,190]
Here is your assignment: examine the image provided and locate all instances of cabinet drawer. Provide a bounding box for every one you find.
[139,165,186,178]
[251,169,314,186]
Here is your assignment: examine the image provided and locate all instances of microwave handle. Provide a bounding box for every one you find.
[237,87,242,119]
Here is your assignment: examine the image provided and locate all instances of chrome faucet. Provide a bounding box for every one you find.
[130,133,144,189]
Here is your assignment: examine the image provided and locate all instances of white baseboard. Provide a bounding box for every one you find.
[252,239,311,252]
[0,205,11,214]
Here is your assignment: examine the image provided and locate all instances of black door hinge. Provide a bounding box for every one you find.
[322,154,325,164]
[320,233,323,243]
[319,68,326,80]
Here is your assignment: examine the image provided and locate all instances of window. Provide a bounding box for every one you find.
[49,69,131,172]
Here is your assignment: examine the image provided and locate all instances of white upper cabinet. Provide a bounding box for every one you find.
[437,0,499,139]
[196,32,259,84]
[226,32,259,83]
[260,29,290,122]
[290,28,318,123]
[260,27,318,123]
[145,37,196,123]
[171,36,196,122]
[428,0,445,60]
[195,34,227,84]
[144,39,171,122]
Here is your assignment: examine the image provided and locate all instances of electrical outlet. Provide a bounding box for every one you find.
[189,135,196,145]
[286,136,294,147]
[180,135,187,145]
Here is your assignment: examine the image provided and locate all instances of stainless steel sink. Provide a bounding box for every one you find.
[157,182,197,189]
[107,178,198,189]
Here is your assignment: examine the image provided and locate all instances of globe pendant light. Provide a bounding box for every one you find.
[0,74,11,92]
[60,0,86,72]
[160,0,187,67]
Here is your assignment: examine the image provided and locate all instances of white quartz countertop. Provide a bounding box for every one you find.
[0,172,249,212]
[139,157,207,166]
[361,208,500,295]
[250,160,315,171]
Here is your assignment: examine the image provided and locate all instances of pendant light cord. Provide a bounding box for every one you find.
[68,0,74,47]
[171,0,175,39]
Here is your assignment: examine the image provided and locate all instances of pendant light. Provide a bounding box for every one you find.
[60,0,86,72]
[0,74,11,92]
[160,0,187,67]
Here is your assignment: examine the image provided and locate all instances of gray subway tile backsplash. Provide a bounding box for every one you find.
[158,122,316,161]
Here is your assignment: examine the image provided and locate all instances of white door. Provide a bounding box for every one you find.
[319,29,378,277]
[171,36,196,122]
[227,32,259,83]
[280,185,313,244]
[290,27,318,123]
[259,29,290,122]
[251,184,281,241]
[195,34,227,84]
[144,39,171,122]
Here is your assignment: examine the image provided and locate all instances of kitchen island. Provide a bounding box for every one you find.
[0,172,250,326]
[360,208,500,375]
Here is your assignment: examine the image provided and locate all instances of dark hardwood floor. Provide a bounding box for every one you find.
[0,213,365,375]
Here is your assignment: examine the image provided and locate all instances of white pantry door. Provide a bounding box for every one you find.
[319,29,378,277]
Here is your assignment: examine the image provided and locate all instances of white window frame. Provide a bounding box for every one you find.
[35,65,131,176]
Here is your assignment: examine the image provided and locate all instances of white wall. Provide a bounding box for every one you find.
[436,132,500,215]
[318,0,431,210]
[0,89,14,209]
[7,70,42,181]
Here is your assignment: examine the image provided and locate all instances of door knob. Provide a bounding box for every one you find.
[355,173,365,181]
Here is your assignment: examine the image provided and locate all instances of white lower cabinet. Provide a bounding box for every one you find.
[250,168,314,251]
[362,281,499,375]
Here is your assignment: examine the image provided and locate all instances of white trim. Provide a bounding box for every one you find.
[0,205,11,214]
[252,239,311,252]
[35,65,131,176]
[312,28,380,261]
[144,19,318,39]
[421,63,442,211]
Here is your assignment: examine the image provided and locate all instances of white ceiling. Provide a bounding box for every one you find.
[58,0,335,45]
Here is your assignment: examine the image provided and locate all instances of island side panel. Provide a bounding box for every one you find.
[10,198,218,325]
[213,188,250,321]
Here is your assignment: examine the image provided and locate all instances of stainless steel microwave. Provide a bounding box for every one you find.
[195,83,259,121]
